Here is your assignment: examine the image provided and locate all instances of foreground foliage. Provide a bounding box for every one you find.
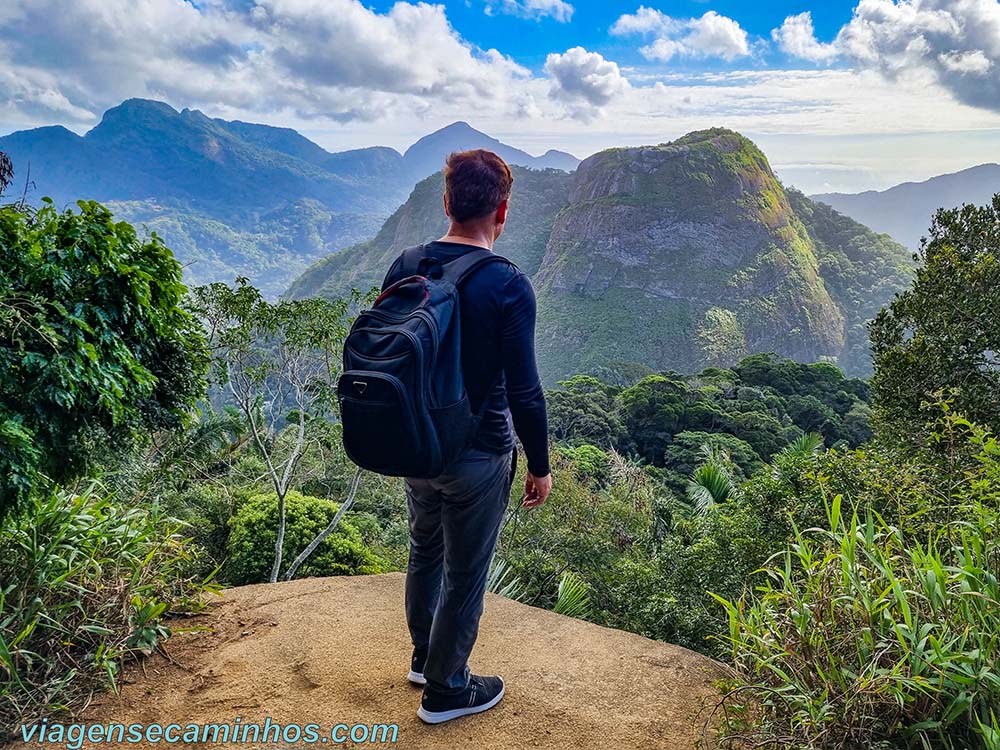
[714,420,1000,750]
[0,200,207,519]
[0,486,212,735]
[225,491,389,585]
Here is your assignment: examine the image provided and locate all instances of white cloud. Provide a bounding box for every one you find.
[772,12,839,63]
[3,0,1000,194]
[611,8,750,62]
[938,49,993,74]
[774,0,1000,111]
[609,6,672,36]
[486,0,574,23]
[0,0,536,126]
[544,47,629,120]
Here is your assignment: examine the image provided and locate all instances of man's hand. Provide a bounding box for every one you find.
[522,471,552,508]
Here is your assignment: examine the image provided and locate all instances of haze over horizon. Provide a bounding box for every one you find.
[2,0,1000,194]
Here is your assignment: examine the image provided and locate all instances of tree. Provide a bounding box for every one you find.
[0,200,208,519]
[664,431,762,479]
[870,196,1000,444]
[192,279,357,582]
[546,375,624,449]
[618,374,691,464]
[0,152,12,197]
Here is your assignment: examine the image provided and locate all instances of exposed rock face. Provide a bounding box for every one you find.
[285,166,572,300]
[84,574,722,750]
[288,128,912,382]
[534,130,847,381]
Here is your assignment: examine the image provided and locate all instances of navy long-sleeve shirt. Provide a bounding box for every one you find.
[382,241,550,477]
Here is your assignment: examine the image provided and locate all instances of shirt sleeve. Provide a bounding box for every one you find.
[500,271,550,477]
[381,256,403,292]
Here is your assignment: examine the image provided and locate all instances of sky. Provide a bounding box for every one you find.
[2,0,1000,193]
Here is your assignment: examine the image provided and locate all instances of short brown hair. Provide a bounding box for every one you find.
[444,149,514,223]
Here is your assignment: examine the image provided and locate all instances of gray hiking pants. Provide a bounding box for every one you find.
[404,446,515,694]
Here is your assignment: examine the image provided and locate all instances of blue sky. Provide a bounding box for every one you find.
[359,0,857,70]
[2,0,1000,193]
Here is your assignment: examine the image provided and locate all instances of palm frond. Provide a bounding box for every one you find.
[488,559,527,602]
[780,432,825,460]
[554,571,591,619]
[687,460,734,515]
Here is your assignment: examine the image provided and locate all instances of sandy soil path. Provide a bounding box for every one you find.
[84,573,722,750]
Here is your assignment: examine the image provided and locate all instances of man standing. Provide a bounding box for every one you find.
[380,149,552,724]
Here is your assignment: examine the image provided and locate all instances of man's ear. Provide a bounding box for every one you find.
[442,193,451,219]
[496,198,509,225]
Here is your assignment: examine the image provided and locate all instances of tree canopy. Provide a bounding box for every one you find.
[0,200,208,518]
[870,195,1000,444]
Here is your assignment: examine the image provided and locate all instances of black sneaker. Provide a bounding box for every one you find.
[408,647,427,686]
[417,674,505,724]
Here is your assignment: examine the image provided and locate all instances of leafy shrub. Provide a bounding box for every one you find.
[500,449,665,623]
[713,425,1000,750]
[0,485,210,734]
[225,491,389,585]
[715,504,999,749]
[559,443,612,485]
[0,200,208,519]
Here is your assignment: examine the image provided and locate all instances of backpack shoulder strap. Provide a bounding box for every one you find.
[443,249,515,287]
[400,244,428,277]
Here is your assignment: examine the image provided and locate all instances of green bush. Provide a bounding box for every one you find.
[500,449,664,621]
[225,491,389,585]
[713,425,1000,750]
[559,443,612,485]
[0,200,208,519]
[0,485,210,734]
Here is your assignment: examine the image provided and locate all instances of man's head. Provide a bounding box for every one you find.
[443,149,513,242]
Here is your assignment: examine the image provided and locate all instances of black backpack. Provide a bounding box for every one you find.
[338,245,513,478]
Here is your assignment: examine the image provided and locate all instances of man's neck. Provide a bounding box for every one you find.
[438,223,494,250]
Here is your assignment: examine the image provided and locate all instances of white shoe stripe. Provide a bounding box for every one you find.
[416,685,505,725]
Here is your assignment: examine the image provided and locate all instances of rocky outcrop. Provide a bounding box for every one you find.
[84,574,721,750]
[533,130,847,382]
[288,128,912,381]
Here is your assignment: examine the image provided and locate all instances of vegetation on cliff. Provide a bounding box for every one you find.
[290,128,913,381]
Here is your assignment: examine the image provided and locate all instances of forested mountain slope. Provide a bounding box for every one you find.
[290,128,913,381]
[1,100,578,296]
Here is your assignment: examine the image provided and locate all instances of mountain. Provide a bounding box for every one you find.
[812,163,1000,250]
[402,121,580,180]
[0,99,578,296]
[536,149,582,172]
[289,128,913,381]
[4,99,399,215]
[286,165,573,300]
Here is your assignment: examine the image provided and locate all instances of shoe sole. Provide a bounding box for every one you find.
[417,684,505,725]
[408,670,427,686]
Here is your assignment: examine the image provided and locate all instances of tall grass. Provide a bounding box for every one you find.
[0,485,214,734]
[712,494,1000,750]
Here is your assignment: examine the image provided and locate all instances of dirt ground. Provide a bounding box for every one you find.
[83,573,722,749]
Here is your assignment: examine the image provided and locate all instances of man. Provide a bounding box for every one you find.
[380,149,552,725]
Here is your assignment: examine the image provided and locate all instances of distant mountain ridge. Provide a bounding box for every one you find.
[812,163,1000,250]
[0,99,579,295]
[402,121,579,179]
[290,128,914,381]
